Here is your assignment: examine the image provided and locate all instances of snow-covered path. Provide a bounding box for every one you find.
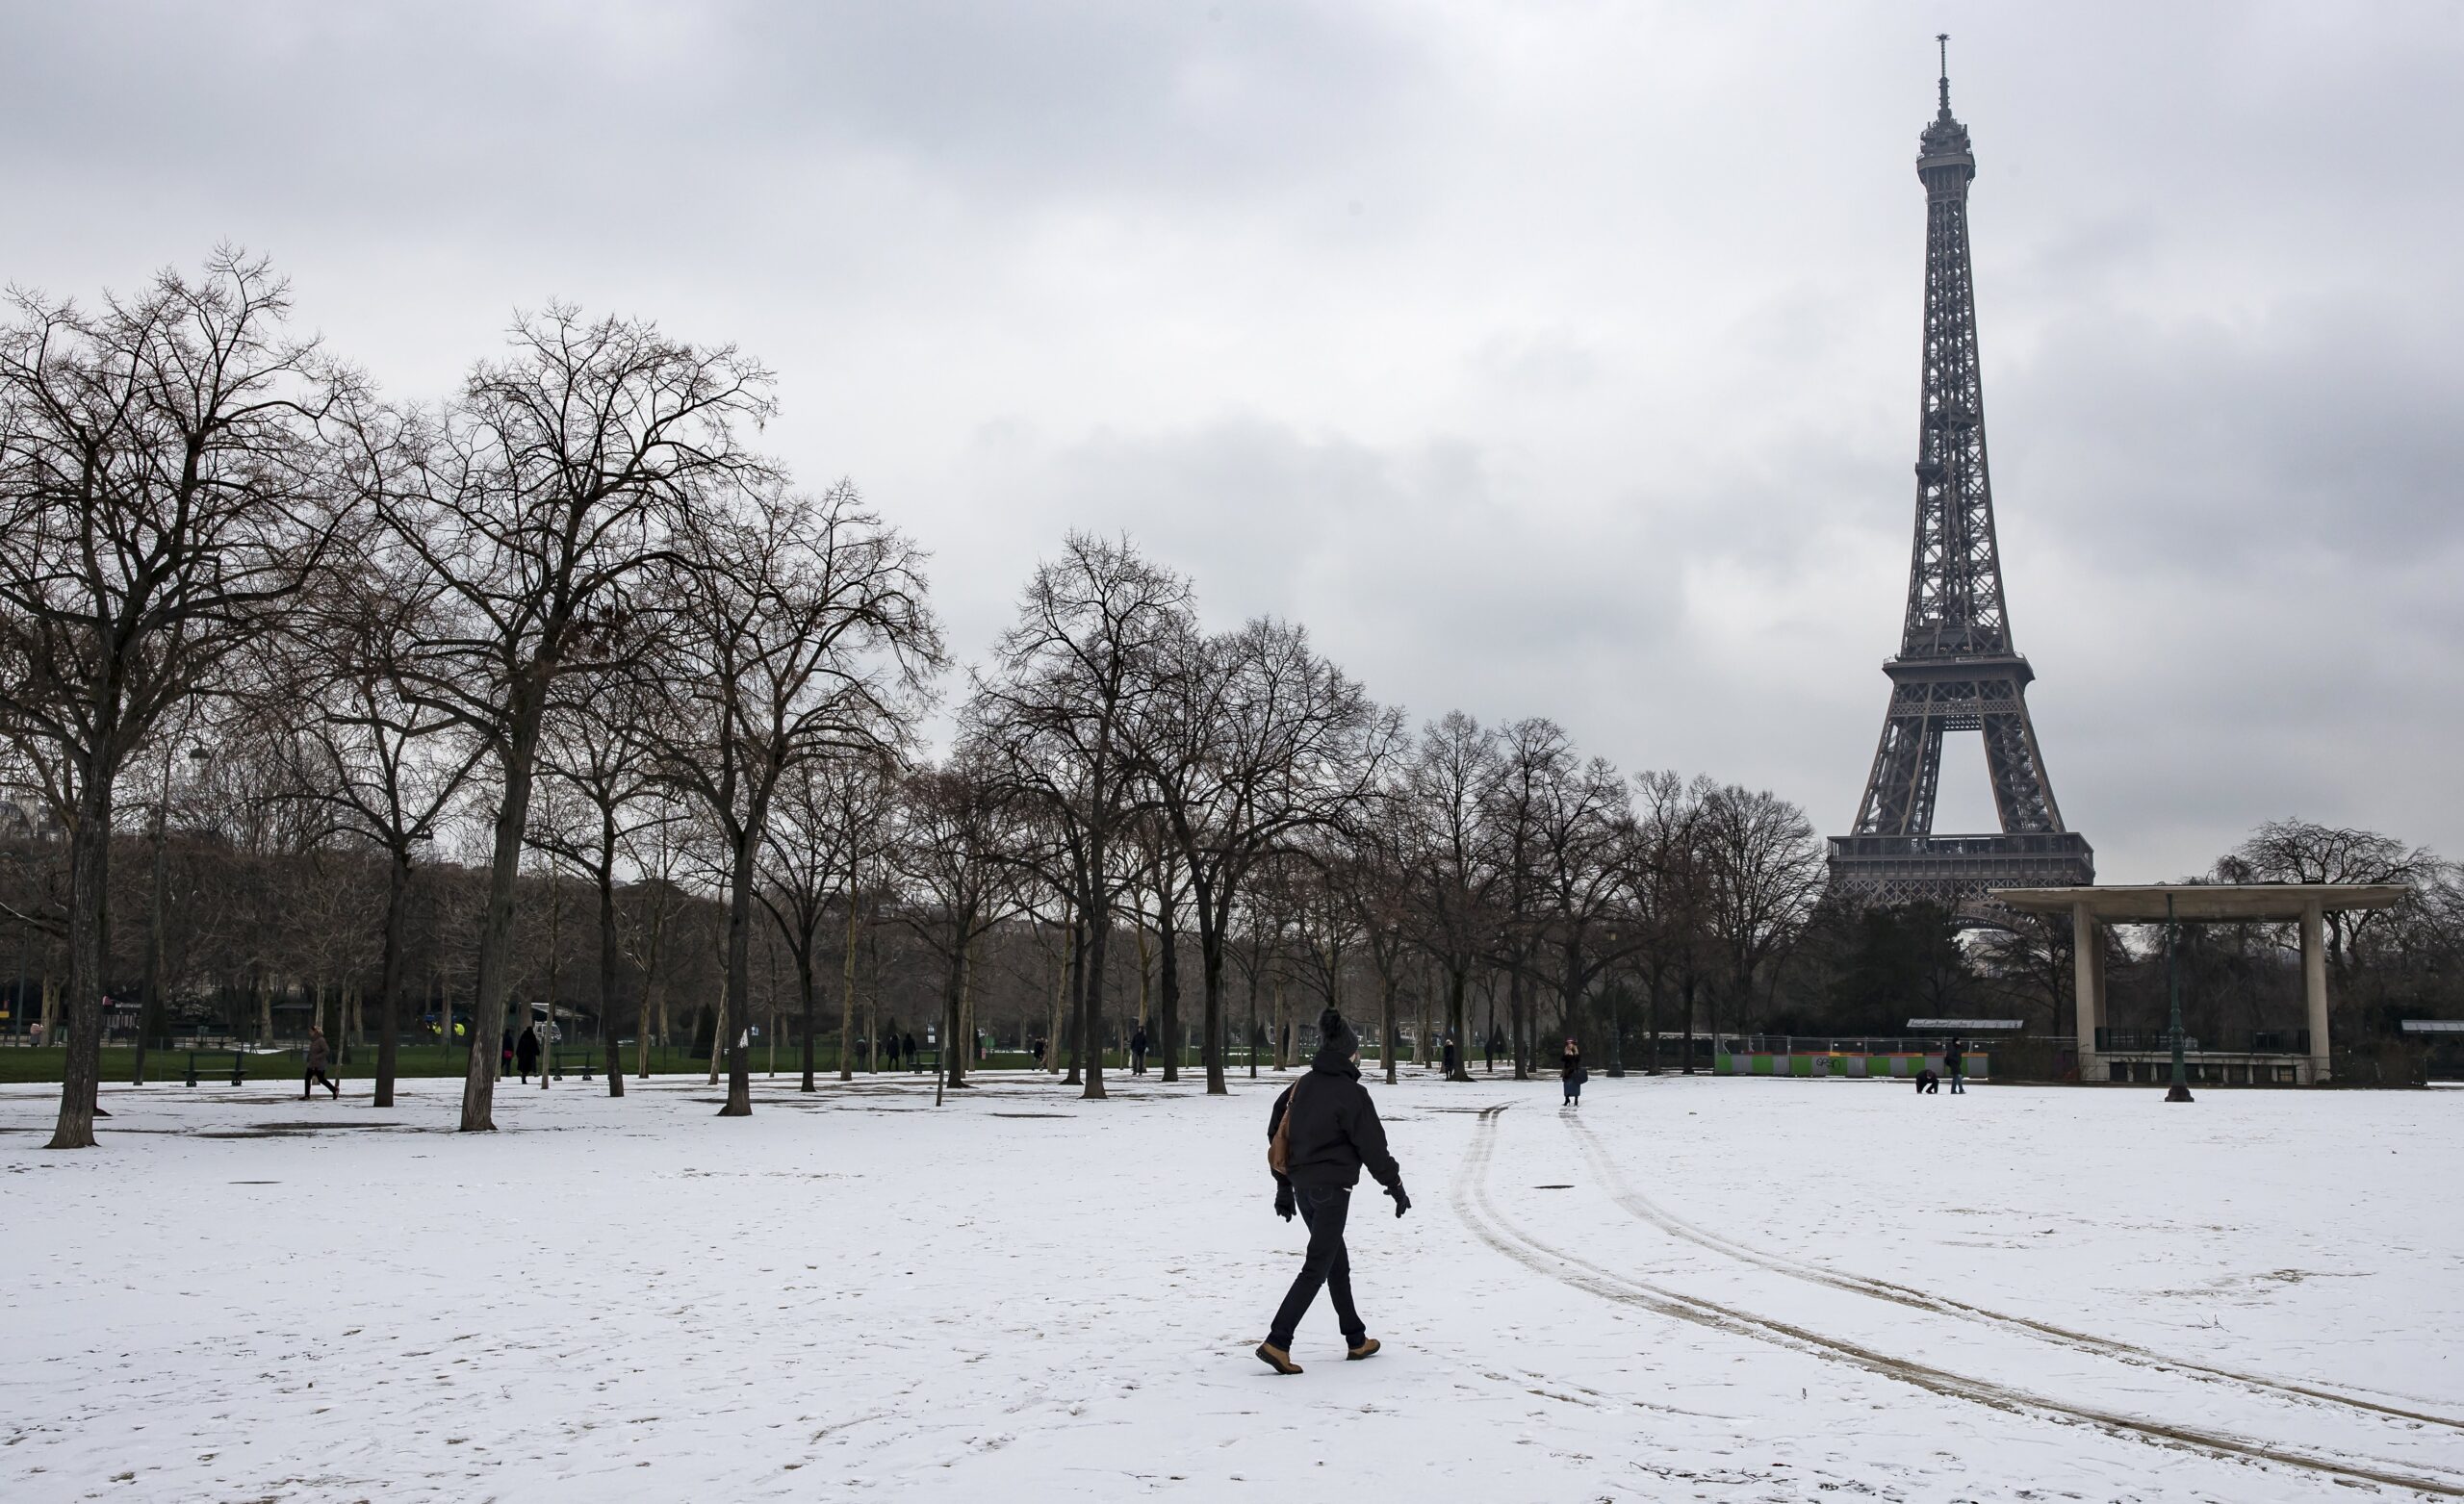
[4,1070,2459,1501]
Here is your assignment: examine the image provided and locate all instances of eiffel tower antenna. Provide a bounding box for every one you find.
[1829,46,2094,911]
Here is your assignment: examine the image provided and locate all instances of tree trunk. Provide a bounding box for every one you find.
[1080,889,1109,1101]
[1156,890,1182,1083]
[1063,920,1085,1085]
[597,855,624,1099]
[637,972,659,1080]
[1444,963,1472,1082]
[798,947,818,1092]
[1271,976,1287,1072]
[1646,967,1661,1074]
[935,938,966,1106]
[836,879,863,1082]
[1196,906,1226,1094]
[48,772,115,1149]
[1379,969,1398,1085]
[459,711,545,1132]
[1681,974,1697,1075]
[957,940,976,1082]
[1041,936,1066,1073]
[1509,967,1530,1082]
[1246,958,1261,1080]
[132,812,169,1086]
[374,849,410,1108]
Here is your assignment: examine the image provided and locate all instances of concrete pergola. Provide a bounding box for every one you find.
[1992,883,2409,1085]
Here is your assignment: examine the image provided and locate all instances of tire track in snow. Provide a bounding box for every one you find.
[1564,1112,2464,1436]
[1453,1106,2464,1500]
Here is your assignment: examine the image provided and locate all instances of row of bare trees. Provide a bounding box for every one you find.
[19,255,2446,1149]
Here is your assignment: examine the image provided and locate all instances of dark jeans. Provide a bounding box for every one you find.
[1563,1078,1581,1103]
[303,1068,336,1098]
[1269,1185,1365,1349]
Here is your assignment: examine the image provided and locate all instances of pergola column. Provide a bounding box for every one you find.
[2301,901,2331,1084]
[2071,902,2106,1082]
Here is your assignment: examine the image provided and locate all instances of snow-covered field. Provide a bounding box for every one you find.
[5,1067,2460,1503]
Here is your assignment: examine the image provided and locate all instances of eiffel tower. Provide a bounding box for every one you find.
[1829,38,2094,909]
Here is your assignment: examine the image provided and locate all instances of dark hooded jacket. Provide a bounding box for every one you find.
[1266,1012,1403,1194]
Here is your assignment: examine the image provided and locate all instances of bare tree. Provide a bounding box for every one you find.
[1134,616,1393,1093]
[1397,712,1502,1082]
[1697,784,1825,1043]
[649,482,939,1116]
[1626,770,1714,1072]
[533,677,667,1097]
[965,533,1191,1101]
[2216,819,2442,967]
[759,748,897,1088]
[892,751,1026,1104]
[0,252,355,1147]
[288,580,483,1106]
[376,305,776,1132]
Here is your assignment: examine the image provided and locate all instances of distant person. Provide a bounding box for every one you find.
[1130,1024,1150,1076]
[1441,1034,1459,1077]
[1915,1067,1940,1095]
[303,1026,340,1100]
[1560,1038,1586,1107]
[517,1025,541,1083]
[1487,1024,1507,1075]
[500,1030,515,1078]
[1256,1008,1408,1375]
[903,1032,918,1071]
[1945,1038,1966,1095]
[27,1020,41,1047]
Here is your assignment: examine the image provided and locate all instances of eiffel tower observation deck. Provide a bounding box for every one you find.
[1830,38,2094,910]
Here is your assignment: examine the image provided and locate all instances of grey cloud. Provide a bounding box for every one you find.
[4,1,2455,880]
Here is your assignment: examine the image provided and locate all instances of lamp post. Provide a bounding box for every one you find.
[2165,892,2194,1104]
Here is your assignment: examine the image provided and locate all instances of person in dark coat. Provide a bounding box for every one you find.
[902,1032,918,1071]
[1129,1025,1150,1076]
[1560,1038,1586,1106]
[1256,1008,1408,1375]
[500,1030,515,1077]
[1486,1023,1507,1075]
[515,1025,541,1083]
[1945,1037,1966,1095]
[303,1026,340,1099]
[1440,1034,1459,1077]
[1915,1066,1940,1094]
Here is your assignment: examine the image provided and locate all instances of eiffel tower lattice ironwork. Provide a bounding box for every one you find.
[1829,38,2093,909]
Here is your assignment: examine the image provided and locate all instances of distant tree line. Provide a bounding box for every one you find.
[7,254,2458,1146]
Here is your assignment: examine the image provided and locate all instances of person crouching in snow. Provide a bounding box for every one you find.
[1257,1008,1408,1375]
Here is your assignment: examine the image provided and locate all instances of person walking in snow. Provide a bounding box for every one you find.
[516,1024,541,1083]
[1559,1038,1586,1107]
[1944,1037,1966,1095]
[1129,1024,1150,1077]
[1440,1033,1459,1077]
[902,1032,918,1071]
[302,1026,340,1099]
[1256,1007,1408,1375]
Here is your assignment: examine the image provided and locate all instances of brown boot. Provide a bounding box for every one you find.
[1254,1342,1301,1375]
[1347,1338,1381,1362]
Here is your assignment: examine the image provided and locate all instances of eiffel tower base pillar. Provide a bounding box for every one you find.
[2072,903,2107,1083]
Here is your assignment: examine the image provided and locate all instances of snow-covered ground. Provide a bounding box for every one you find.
[5,1067,2460,1502]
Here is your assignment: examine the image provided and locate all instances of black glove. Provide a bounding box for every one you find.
[1274,1183,1296,1221]
[1387,1185,1411,1218]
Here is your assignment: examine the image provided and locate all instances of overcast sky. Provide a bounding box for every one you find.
[5,2,2458,880]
